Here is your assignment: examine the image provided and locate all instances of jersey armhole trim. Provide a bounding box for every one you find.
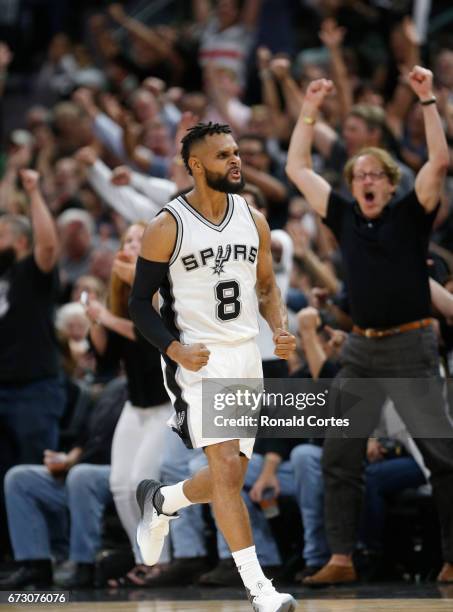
[163,205,183,266]
[241,196,260,244]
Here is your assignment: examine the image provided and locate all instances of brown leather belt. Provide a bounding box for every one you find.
[353,318,433,339]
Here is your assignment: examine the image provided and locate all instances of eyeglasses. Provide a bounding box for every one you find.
[352,171,387,182]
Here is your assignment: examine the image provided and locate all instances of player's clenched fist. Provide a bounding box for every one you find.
[273,328,296,360]
[167,342,210,371]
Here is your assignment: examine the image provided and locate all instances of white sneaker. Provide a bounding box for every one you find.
[247,581,297,612]
[136,479,179,566]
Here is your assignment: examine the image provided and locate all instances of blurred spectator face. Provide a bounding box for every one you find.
[143,120,172,156]
[435,50,453,89]
[26,106,51,131]
[71,275,106,303]
[342,116,376,156]
[89,247,115,283]
[0,218,31,272]
[247,106,272,139]
[122,224,145,260]
[53,103,90,150]
[211,67,241,98]
[132,90,159,123]
[143,77,166,97]
[0,221,18,262]
[60,221,92,259]
[180,92,208,119]
[216,0,240,29]
[79,188,103,220]
[55,158,82,194]
[239,137,269,171]
[350,154,395,219]
[48,33,72,63]
[73,44,92,68]
[64,310,89,342]
[32,124,55,152]
[355,86,384,108]
[299,64,327,92]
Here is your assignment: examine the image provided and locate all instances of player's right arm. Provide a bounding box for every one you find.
[129,211,210,371]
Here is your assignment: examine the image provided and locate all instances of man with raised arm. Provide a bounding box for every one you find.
[286,67,453,585]
[0,170,64,555]
[129,122,297,611]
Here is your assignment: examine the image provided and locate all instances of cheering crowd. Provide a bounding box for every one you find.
[0,0,453,591]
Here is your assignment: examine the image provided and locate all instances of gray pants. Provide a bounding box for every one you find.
[323,326,453,561]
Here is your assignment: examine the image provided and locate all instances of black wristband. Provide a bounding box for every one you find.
[419,97,437,106]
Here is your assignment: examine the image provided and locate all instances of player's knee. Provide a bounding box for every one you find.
[212,453,243,491]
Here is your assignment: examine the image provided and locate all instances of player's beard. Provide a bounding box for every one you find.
[205,168,245,194]
[0,247,16,275]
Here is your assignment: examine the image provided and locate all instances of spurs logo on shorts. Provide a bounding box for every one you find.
[176,411,185,429]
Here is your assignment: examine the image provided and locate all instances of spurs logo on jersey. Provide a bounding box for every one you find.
[181,243,258,275]
[160,194,260,346]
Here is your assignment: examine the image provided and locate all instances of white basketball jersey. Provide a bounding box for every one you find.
[160,193,260,346]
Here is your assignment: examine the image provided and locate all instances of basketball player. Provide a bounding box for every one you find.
[129,123,297,611]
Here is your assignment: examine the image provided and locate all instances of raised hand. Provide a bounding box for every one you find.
[408,65,434,101]
[304,78,334,110]
[108,3,127,23]
[72,87,98,117]
[256,46,272,72]
[297,306,321,332]
[75,146,97,167]
[7,145,32,171]
[112,252,135,285]
[270,57,291,81]
[319,19,346,49]
[19,169,40,193]
[99,92,124,123]
[111,165,132,186]
[401,16,420,48]
[309,287,330,309]
[84,298,108,325]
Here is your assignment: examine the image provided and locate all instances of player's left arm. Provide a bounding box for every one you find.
[252,207,296,360]
[409,66,450,212]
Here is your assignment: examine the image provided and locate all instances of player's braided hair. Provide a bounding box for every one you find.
[181,122,232,175]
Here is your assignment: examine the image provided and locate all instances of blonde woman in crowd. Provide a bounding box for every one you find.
[83,222,172,586]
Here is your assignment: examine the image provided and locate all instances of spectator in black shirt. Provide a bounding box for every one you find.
[286,66,453,585]
[0,170,64,558]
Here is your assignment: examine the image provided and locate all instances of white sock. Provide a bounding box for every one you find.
[232,545,271,594]
[160,481,193,515]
